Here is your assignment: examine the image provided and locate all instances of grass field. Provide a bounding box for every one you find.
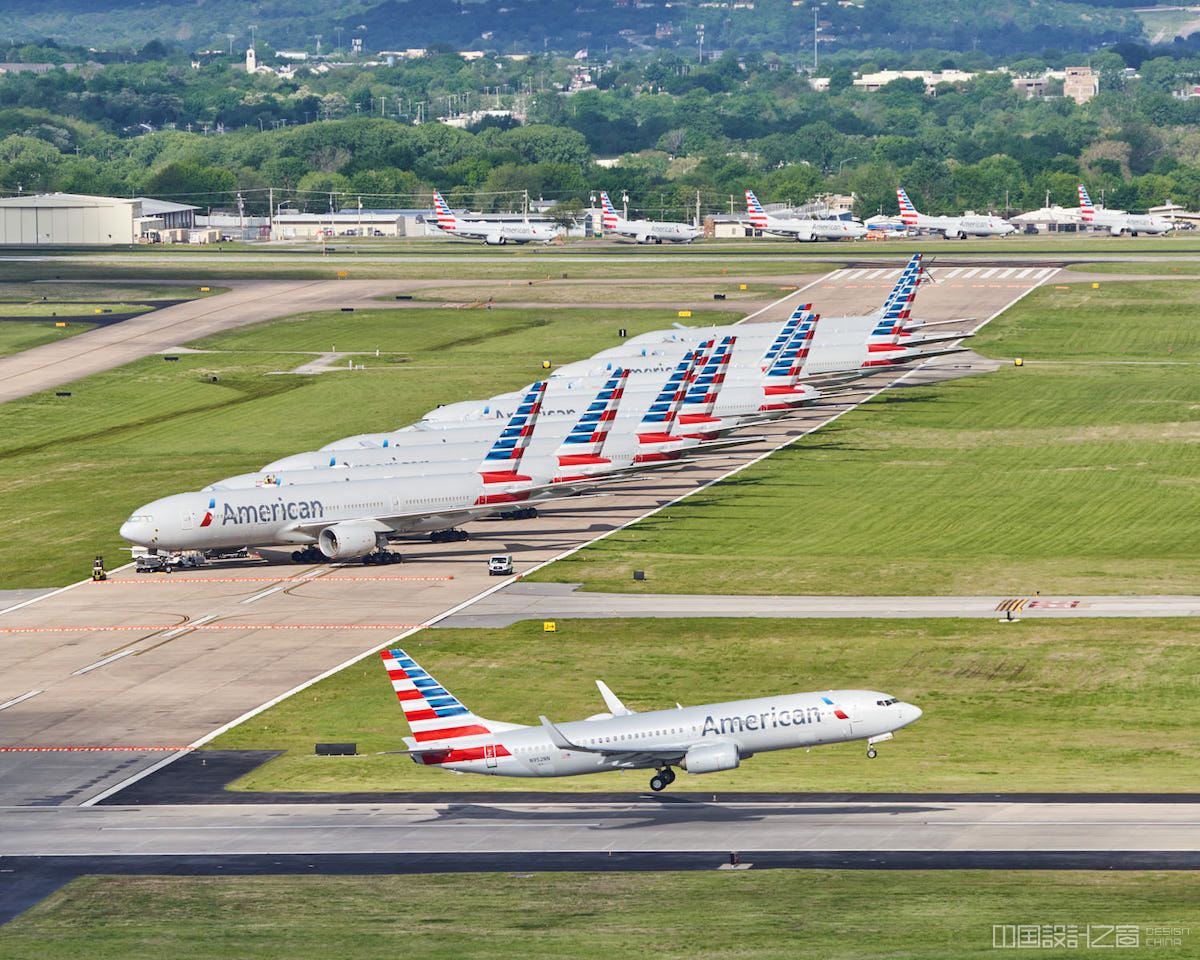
[1067,261,1200,276]
[412,279,787,304]
[3,871,1193,959]
[533,280,1200,596]
[0,319,96,356]
[0,302,152,317]
[211,616,1197,794]
[0,281,223,301]
[0,306,726,588]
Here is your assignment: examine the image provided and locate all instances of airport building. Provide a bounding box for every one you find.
[0,192,145,245]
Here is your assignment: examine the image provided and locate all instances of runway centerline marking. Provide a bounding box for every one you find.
[0,690,43,712]
[72,649,136,676]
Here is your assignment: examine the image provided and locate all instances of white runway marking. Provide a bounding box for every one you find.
[961,267,981,279]
[0,690,43,712]
[72,649,136,676]
[943,268,963,279]
[979,267,1000,279]
[996,267,1017,279]
[1016,267,1034,279]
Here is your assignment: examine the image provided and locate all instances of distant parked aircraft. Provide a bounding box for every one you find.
[895,187,1015,239]
[745,189,867,241]
[1077,184,1172,236]
[598,191,700,243]
[380,646,922,791]
[431,190,556,245]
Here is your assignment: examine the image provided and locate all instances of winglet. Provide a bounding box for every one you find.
[596,680,633,716]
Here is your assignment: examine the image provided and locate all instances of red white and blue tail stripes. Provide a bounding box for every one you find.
[896,187,919,225]
[639,342,708,428]
[745,189,769,228]
[480,380,546,467]
[760,302,812,368]
[872,253,923,336]
[682,335,735,411]
[432,189,457,231]
[1077,184,1095,220]
[764,312,818,381]
[599,190,620,230]
[558,367,627,458]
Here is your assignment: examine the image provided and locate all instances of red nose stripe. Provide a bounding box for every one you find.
[834,709,849,720]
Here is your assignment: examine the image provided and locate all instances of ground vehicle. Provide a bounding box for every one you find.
[135,552,167,573]
[488,554,514,576]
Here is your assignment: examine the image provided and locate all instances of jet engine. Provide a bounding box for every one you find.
[318,522,380,559]
[680,740,740,774]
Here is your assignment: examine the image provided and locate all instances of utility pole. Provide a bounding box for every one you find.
[813,9,818,73]
[237,190,244,241]
[268,186,274,241]
[621,189,629,220]
[696,23,705,64]
[226,34,236,56]
[696,189,701,227]
[249,23,257,49]
[357,195,362,238]
[523,189,529,219]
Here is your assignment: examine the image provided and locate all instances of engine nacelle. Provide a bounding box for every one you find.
[680,740,740,775]
[484,234,507,245]
[793,231,816,242]
[318,522,380,559]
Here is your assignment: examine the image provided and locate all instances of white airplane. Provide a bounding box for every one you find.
[1077,184,1172,236]
[431,190,556,245]
[745,189,867,241]
[119,381,607,563]
[380,646,922,791]
[598,191,700,244]
[896,187,1015,239]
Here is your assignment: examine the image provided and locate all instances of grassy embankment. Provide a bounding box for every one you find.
[3,871,1193,960]
[530,280,1200,596]
[0,305,726,588]
[212,616,1197,794]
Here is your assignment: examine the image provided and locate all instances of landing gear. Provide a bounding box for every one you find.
[498,506,538,520]
[430,529,468,543]
[867,747,877,759]
[291,547,325,564]
[363,550,402,565]
[649,767,676,791]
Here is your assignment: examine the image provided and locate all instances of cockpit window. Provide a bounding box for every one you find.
[875,697,899,706]
[127,514,154,523]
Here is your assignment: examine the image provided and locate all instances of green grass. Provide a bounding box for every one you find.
[412,280,786,305]
[1067,261,1200,276]
[0,306,727,588]
[3,871,1193,960]
[0,302,152,317]
[533,280,1200,596]
[212,616,1198,794]
[0,320,96,356]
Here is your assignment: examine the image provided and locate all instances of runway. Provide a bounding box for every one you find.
[437,583,1200,627]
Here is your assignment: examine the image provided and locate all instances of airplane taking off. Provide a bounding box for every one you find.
[598,191,700,244]
[431,190,556,245]
[1077,184,1172,236]
[380,647,922,791]
[745,189,867,241]
[896,187,1015,239]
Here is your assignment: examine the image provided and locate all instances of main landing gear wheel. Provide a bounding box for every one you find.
[363,551,402,565]
[867,747,877,759]
[291,547,324,564]
[649,774,668,792]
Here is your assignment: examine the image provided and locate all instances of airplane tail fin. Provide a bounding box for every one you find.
[871,255,923,340]
[599,190,620,231]
[638,341,709,431]
[555,367,628,462]
[479,380,546,474]
[1077,184,1095,221]
[763,312,818,385]
[745,189,769,229]
[759,302,812,368]
[896,187,919,225]
[432,189,457,232]
[681,335,735,414]
[381,648,508,755]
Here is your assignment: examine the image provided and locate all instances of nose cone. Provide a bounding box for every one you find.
[119,518,151,546]
[900,702,923,727]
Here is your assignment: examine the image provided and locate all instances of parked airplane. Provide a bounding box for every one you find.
[1077,184,1172,236]
[598,191,700,244]
[120,382,607,563]
[895,187,1015,239]
[745,189,867,241]
[380,646,922,791]
[431,190,556,245]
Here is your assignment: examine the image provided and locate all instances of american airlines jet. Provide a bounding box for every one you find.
[380,646,922,791]
[745,189,867,241]
[119,382,608,563]
[896,187,1014,239]
[1077,184,1172,236]
[598,191,700,244]
[430,190,556,245]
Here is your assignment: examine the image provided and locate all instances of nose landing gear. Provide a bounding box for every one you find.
[649,767,677,792]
